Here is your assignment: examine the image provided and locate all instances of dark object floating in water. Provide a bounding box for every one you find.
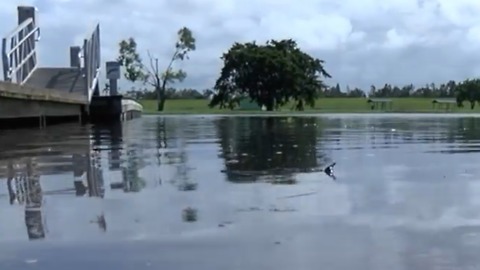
[178,182,198,191]
[324,162,336,180]
[279,191,317,199]
[182,207,198,222]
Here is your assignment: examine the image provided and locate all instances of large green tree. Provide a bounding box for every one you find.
[455,78,480,109]
[209,39,331,111]
[117,27,196,111]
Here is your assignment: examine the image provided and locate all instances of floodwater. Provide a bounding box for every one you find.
[1,114,480,270]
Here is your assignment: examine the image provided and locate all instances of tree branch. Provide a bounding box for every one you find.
[146,50,161,87]
[163,50,179,83]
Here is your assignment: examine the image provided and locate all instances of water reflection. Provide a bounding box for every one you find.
[1,115,480,269]
[215,117,329,183]
[6,159,46,240]
[182,207,198,223]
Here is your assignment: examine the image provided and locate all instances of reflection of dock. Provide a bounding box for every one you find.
[7,159,46,240]
[73,152,104,198]
[0,146,92,178]
[0,122,132,239]
[5,143,107,240]
[110,146,146,193]
[0,119,130,180]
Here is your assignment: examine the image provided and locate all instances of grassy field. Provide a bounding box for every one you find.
[138,98,480,114]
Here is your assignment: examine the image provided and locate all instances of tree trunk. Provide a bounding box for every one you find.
[157,78,169,111]
[296,100,304,111]
[156,86,162,111]
[265,99,274,111]
[158,95,166,111]
[156,86,167,111]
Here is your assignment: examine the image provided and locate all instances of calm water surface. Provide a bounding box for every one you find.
[1,114,480,270]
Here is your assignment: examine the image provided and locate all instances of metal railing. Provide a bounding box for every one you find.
[1,17,40,84]
[82,24,101,103]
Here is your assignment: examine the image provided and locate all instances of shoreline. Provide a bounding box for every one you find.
[138,98,480,116]
[143,111,480,117]
[138,98,479,116]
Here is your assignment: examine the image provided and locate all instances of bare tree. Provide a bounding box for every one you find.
[117,27,196,111]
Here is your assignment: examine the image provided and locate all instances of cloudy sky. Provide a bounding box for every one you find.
[1,0,480,92]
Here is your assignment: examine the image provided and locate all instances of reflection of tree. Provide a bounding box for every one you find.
[109,124,148,193]
[449,117,480,141]
[173,144,198,191]
[216,117,326,183]
[156,118,168,166]
[334,117,480,148]
[365,117,480,149]
[118,145,146,192]
[435,117,480,154]
[154,118,197,191]
[182,207,198,222]
[107,122,123,171]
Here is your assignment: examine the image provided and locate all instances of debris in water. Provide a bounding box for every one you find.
[269,207,296,212]
[236,207,262,212]
[324,162,336,180]
[218,221,233,227]
[182,207,198,222]
[279,191,318,199]
[178,182,198,191]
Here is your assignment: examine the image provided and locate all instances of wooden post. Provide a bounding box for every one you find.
[38,115,46,129]
[39,115,44,129]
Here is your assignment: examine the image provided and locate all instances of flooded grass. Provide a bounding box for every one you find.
[140,98,480,114]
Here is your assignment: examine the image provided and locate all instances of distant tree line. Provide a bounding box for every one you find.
[123,87,211,100]
[325,79,480,109]
[125,80,463,100]
[322,81,458,98]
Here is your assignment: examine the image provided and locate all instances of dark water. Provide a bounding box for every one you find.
[1,114,480,270]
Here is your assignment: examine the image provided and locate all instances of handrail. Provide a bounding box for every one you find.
[6,21,39,52]
[82,23,101,103]
[4,18,34,40]
[1,38,8,81]
[1,16,40,84]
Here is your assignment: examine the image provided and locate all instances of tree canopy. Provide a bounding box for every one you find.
[455,78,480,109]
[209,39,331,111]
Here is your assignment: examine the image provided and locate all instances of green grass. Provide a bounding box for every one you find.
[138,98,480,114]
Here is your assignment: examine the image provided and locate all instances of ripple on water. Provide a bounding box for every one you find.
[0,115,480,269]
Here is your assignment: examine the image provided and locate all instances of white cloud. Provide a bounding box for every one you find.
[1,0,480,91]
